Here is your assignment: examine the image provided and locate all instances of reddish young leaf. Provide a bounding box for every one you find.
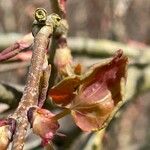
[27,107,59,146]
[71,50,128,131]
[49,76,81,106]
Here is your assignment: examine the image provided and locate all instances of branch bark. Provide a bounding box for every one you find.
[10,26,53,150]
[48,0,68,86]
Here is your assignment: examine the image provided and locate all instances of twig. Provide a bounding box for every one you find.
[50,0,73,78]
[0,33,32,49]
[0,33,33,62]
[0,42,20,55]
[1,34,150,64]
[11,25,53,149]
[0,83,22,109]
[48,0,68,86]
[0,43,29,62]
[9,8,63,149]
[68,38,142,58]
[0,61,30,72]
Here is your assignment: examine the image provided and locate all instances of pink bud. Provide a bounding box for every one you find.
[27,107,59,145]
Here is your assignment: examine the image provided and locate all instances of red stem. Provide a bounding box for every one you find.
[0,42,31,62]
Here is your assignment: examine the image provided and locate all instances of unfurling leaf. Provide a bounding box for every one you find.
[48,50,127,131]
[71,50,128,131]
[49,76,81,106]
[27,107,59,146]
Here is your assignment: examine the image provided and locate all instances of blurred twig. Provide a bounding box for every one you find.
[0,33,33,62]
[0,61,30,72]
[0,83,22,109]
[48,0,68,86]
[0,34,150,64]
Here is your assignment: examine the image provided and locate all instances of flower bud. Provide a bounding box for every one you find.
[27,107,59,145]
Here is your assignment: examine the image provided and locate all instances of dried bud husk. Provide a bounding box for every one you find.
[54,46,73,76]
